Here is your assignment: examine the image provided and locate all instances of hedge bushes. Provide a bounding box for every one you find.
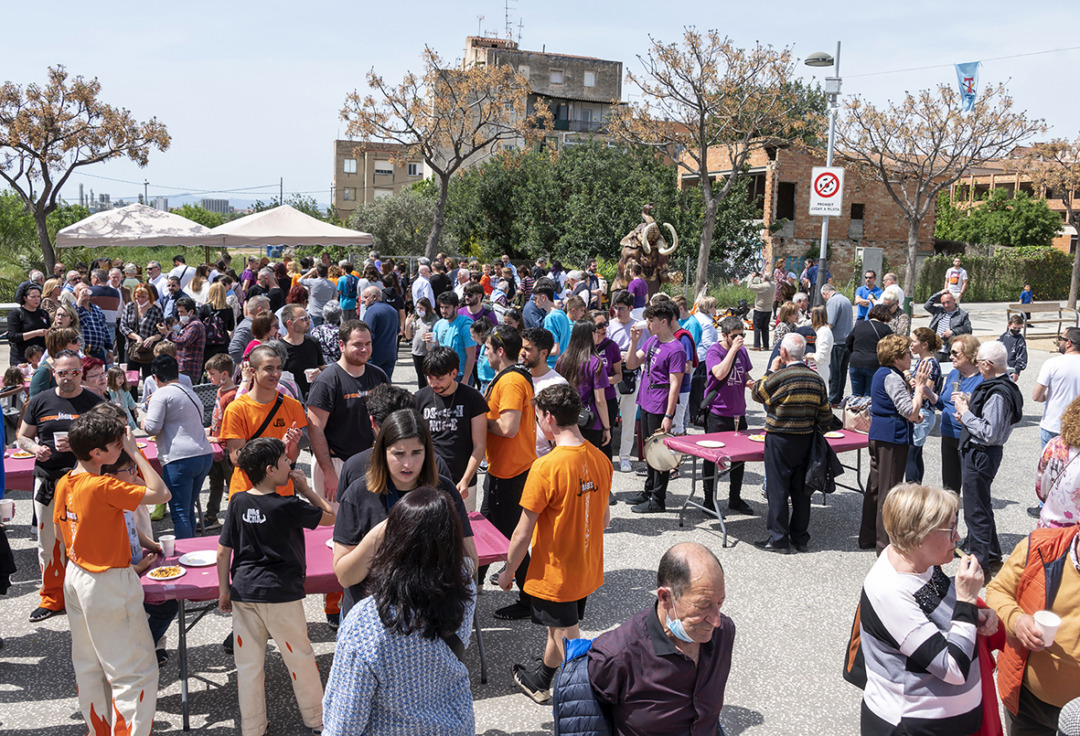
[914,248,1074,302]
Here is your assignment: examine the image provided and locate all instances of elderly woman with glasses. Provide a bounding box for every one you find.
[931,335,982,493]
[855,483,997,736]
[952,341,1024,578]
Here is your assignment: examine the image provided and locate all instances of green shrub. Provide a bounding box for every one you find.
[914,248,1073,302]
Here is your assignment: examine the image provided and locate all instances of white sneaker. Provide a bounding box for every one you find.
[619,458,631,473]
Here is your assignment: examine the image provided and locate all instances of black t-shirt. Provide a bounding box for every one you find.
[219,491,323,603]
[246,283,268,300]
[306,362,387,460]
[382,287,405,313]
[415,384,488,484]
[266,287,285,312]
[284,336,325,397]
[333,472,472,619]
[429,273,451,298]
[23,389,105,479]
[336,448,453,501]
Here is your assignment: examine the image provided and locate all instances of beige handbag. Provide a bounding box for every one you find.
[842,397,872,434]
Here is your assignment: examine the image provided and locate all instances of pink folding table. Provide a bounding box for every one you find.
[664,429,869,546]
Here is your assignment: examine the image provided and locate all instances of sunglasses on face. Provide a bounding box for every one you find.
[594,322,608,329]
[55,369,82,377]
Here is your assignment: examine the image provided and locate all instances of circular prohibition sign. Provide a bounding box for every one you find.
[813,172,841,198]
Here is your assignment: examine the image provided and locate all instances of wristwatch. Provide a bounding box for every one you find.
[664,413,674,419]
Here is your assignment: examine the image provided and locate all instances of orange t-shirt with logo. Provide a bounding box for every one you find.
[53,472,147,573]
[220,392,308,498]
[485,370,536,479]
[519,441,611,602]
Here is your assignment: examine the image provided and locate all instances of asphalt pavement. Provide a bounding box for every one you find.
[0,300,1058,735]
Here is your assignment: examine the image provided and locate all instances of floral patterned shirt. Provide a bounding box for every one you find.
[1036,435,1080,528]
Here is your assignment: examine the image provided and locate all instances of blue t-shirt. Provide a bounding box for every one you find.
[1020,290,1034,304]
[476,344,495,383]
[934,369,984,439]
[679,316,702,346]
[855,285,882,320]
[434,315,476,382]
[337,273,359,310]
[544,309,573,369]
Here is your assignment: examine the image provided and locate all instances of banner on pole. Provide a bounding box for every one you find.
[955,61,980,112]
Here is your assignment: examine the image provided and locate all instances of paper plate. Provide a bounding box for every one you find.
[178,550,217,567]
[136,442,148,448]
[147,566,186,581]
[748,434,767,443]
[325,538,335,549]
[824,431,845,439]
[696,440,726,448]
[10,451,33,459]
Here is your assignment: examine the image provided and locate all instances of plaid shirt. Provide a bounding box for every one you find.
[168,319,206,379]
[76,303,114,354]
[120,301,164,340]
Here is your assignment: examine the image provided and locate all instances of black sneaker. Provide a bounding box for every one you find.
[493,601,532,620]
[624,491,649,506]
[512,661,553,704]
[223,633,234,655]
[156,649,170,666]
[727,498,754,515]
[1027,505,1042,519]
[326,613,340,630]
[29,606,64,623]
[631,498,666,514]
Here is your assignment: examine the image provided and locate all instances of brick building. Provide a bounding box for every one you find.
[680,143,936,285]
[332,140,424,222]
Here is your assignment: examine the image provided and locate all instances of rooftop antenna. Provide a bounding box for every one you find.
[517,17,523,44]
[477,14,484,36]
[504,0,517,40]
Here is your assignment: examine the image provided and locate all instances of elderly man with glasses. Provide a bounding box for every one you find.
[924,289,972,362]
[953,340,1024,579]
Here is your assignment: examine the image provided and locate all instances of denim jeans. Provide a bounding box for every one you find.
[849,365,878,397]
[145,600,178,645]
[1040,428,1059,449]
[162,453,213,539]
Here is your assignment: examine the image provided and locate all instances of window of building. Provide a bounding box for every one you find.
[584,71,596,87]
[343,158,357,174]
[343,187,355,201]
[374,160,393,176]
[518,65,530,79]
[850,203,865,220]
[374,188,393,199]
[776,182,796,221]
[408,163,422,177]
[581,109,593,123]
[549,69,564,85]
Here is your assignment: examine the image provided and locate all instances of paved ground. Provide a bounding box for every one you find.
[0,300,1057,734]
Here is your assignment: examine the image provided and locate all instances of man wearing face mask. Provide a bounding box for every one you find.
[588,542,735,736]
[998,314,1028,383]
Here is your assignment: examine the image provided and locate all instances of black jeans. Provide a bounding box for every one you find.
[1004,686,1061,736]
[829,343,850,405]
[752,309,771,350]
[206,456,232,518]
[412,354,426,390]
[702,413,747,507]
[640,409,671,504]
[480,469,532,605]
[762,432,814,548]
[960,443,1004,569]
[941,434,963,492]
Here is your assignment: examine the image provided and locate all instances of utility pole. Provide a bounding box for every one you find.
[143,179,149,205]
[279,177,284,206]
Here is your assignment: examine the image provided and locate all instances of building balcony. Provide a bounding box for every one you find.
[550,119,606,133]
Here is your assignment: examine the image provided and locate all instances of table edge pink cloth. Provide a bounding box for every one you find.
[664,429,869,464]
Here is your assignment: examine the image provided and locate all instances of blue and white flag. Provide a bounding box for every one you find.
[955,61,980,112]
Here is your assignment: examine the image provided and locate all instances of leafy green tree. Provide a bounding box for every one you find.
[347,185,444,255]
[945,188,1061,247]
[170,203,224,229]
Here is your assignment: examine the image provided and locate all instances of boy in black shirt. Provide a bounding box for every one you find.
[217,438,335,736]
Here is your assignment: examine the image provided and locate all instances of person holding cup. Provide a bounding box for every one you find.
[987,525,1080,734]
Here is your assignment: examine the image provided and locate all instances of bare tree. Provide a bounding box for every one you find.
[607,29,812,297]
[0,66,170,272]
[836,83,1043,293]
[1018,138,1080,306]
[341,47,551,260]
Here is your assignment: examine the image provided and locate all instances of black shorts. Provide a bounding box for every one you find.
[530,596,588,628]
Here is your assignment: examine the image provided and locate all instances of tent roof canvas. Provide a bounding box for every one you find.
[206,205,373,247]
[56,203,220,248]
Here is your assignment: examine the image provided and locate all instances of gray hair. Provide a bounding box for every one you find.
[362,286,382,301]
[338,260,351,269]
[66,270,81,282]
[124,263,138,274]
[881,285,902,304]
[264,339,290,366]
[793,292,809,305]
[977,340,1008,372]
[322,299,343,325]
[718,315,743,336]
[258,267,274,279]
[883,273,898,284]
[820,283,836,296]
[91,268,108,283]
[147,261,161,270]
[781,332,806,361]
[245,294,270,316]
[29,270,44,283]
[418,257,431,266]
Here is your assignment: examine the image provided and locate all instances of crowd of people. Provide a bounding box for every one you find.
[1,248,1078,736]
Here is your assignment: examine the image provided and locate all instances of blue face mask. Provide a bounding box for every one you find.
[665,594,696,643]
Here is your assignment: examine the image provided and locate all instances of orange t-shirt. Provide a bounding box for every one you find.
[290,274,302,289]
[486,371,536,479]
[519,442,611,602]
[54,472,147,572]
[220,392,308,498]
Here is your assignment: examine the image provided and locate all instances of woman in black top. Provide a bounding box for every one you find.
[7,283,50,365]
[846,304,894,397]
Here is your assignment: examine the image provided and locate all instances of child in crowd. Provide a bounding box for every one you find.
[217,437,335,736]
[21,343,44,376]
[204,352,238,529]
[999,314,1029,382]
[107,366,139,429]
[904,327,943,484]
[471,320,495,392]
[1020,282,1034,307]
[1,367,27,447]
[52,409,171,736]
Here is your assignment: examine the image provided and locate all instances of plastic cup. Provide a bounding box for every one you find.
[304,368,319,382]
[159,535,176,558]
[0,499,14,523]
[1034,610,1061,646]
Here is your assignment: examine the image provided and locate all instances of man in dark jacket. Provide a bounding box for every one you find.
[924,290,972,362]
[953,340,1024,579]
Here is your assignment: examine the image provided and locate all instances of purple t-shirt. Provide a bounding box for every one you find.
[637,337,686,415]
[628,278,648,309]
[704,343,752,417]
[458,305,498,328]
[596,338,622,401]
[577,355,611,431]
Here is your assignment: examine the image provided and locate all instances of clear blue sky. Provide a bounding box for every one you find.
[5,0,1076,210]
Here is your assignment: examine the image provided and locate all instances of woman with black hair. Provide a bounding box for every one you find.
[331,408,478,620]
[324,486,476,735]
[7,282,50,365]
[555,320,611,454]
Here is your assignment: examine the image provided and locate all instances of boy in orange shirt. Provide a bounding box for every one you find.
[53,409,172,736]
[498,383,612,704]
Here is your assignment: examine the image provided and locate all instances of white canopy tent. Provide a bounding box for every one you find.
[206,205,373,247]
[55,203,222,249]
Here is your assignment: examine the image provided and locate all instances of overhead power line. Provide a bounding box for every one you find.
[845,44,1080,79]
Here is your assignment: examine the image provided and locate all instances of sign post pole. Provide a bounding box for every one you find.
[808,41,842,308]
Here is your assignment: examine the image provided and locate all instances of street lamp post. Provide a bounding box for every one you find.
[805,42,842,308]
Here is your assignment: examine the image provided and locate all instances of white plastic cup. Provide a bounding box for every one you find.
[159,535,176,558]
[1034,610,1061,646]
[0,499,14,523]
[53,431,68,450]
[304,368,319,383]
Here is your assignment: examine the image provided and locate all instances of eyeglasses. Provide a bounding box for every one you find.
[949,349,962,357]
[54,369,82,377]
[594,322,608,329]
[934,523,960,539]
[864,276,874,280]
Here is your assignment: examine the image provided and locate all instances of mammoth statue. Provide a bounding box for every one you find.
[613,204,679,295]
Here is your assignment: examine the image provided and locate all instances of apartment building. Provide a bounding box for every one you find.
[332,140,424,222]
